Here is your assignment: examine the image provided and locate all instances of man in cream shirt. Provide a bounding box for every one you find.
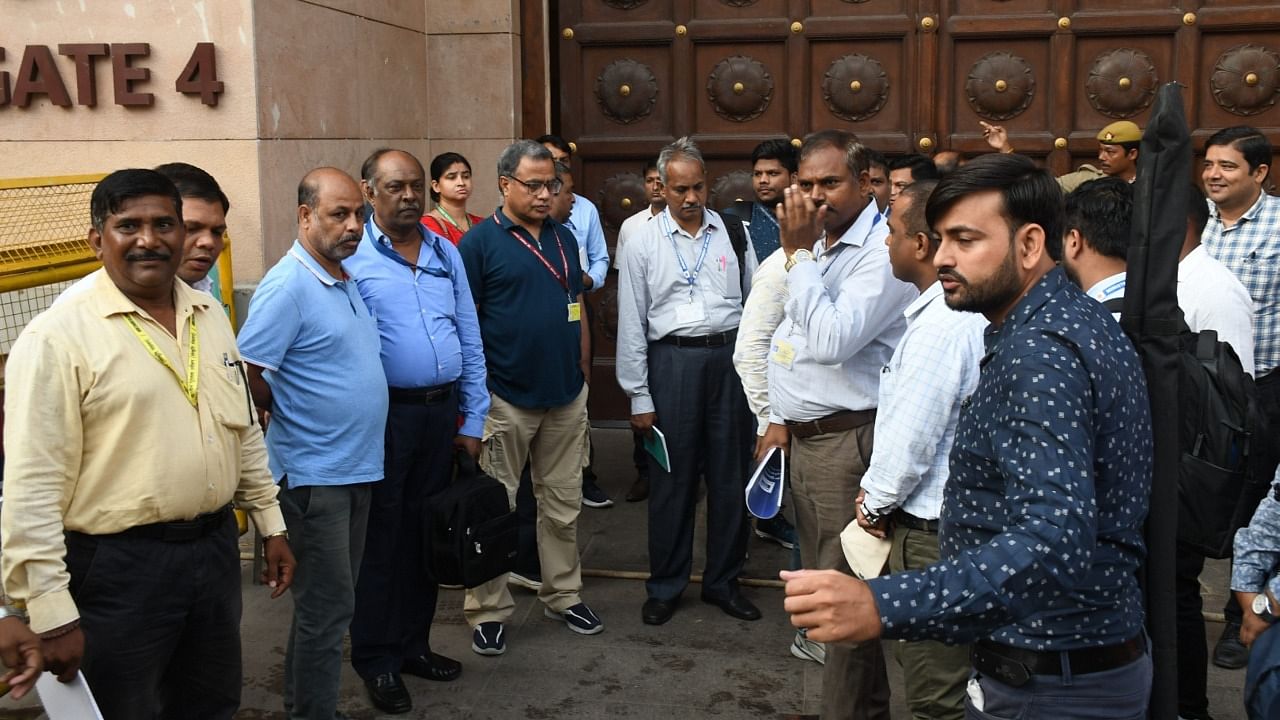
[2,169,294,717]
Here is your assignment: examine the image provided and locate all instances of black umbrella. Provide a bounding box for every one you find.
[1120,81,1189,719]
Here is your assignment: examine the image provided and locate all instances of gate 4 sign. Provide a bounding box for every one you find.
[0,42,224,108]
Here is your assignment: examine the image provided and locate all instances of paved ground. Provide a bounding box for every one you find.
[0,428,1252,719]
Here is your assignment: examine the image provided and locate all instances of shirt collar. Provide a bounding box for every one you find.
[495,206,557,236]
[1209,190,1270,224]
[89,266,210,319]
[984,267,1070,352]
[904,280,944,321]
[288,239,344,286]
[365,214,442,266]
[661,206,719,239]
[829,200,884,251]
[1085,271,1127,302]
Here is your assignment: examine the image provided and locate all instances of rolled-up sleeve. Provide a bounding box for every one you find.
[1232,469,1280,595]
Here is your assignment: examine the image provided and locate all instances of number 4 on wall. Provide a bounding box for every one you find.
[175,42,223,106]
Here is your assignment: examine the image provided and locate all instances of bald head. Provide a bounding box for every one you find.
[297,167,365,276]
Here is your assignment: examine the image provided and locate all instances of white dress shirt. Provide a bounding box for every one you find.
[1085,271,1126,320]
[733,248,788,435]
[860,282,987,519]
[1179,244,1256,375]
[767,200,917,422]
[615,206,661,269]
[616,207,759,415]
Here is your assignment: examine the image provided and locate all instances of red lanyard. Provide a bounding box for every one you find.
[495,214,570,293]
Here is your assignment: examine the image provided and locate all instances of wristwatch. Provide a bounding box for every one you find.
[860,501,885,526]
[785,248,815,271]
[1253,592,1276,623]
[0,604,28,622]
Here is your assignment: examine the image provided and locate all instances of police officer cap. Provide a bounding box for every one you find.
[1097,121,1142,144]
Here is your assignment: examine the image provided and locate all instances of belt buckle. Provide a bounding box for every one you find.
[974,646,1033,688]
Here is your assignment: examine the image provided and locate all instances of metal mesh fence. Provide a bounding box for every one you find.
[0,175,105,384]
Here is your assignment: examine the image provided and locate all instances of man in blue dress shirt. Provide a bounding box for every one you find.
[783,154,1154,718]
[344,149,488,714]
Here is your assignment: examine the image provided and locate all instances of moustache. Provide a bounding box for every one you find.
[937,269,966,284]
[125,251,172,262]
[340,233,361,244]
[399,203,422,213]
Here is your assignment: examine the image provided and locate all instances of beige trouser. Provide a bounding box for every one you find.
[791,423,891,720]
[464,385,589,624]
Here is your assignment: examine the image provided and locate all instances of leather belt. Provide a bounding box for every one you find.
[785,409,876,439]
[655,329,737,348]
[972,634,1146,687]
[82,505,233,543]
[891,509,939,533]
[389,382,455,405]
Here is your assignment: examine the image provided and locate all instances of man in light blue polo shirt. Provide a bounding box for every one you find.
[238,167,388,720]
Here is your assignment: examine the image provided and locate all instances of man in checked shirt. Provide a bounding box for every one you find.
[784,154,1154,718]
[1200,125,1280,670]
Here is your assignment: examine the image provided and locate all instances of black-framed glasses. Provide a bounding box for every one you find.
[504,175,563,195]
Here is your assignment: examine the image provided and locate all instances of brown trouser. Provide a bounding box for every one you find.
[464,385,589,624]
[791,422,891,720]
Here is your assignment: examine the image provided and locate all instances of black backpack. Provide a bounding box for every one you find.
[720,210,750,302]
[1174,328,1270,558]
[424,453,518,588]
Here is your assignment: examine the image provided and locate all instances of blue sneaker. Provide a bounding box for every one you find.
[755,515,797,550]
[471,622,506,656]
[544,602,604,635]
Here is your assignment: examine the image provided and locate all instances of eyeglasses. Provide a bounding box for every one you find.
[504,175,563,195]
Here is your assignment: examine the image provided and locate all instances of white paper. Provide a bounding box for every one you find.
[839,519,891,580]
[36,671,104,720]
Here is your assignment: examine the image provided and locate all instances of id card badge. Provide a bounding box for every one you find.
[675,301,706,326]
[770,338,796,370]
[567,302,582,322]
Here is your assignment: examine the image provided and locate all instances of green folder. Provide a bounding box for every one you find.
[643,427,671,472]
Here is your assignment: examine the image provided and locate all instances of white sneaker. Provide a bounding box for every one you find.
[790,628,826,665]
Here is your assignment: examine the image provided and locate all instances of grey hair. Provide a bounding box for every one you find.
[497,139,553,180]
[657,136,705,184]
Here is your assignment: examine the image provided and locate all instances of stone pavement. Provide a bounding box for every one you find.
[0,428,1252,719]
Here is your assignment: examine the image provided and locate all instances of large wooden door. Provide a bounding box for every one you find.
[554,0,1280,422]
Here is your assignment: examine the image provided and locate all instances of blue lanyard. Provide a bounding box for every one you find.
[663,212,713,294]
[365,216,451,279]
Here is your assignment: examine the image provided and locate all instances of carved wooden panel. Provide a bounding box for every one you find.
[597,171,647,233]
[692,0,787,19]
[1073,37,1173,130]
[709,169,754,210]
[1197,31,1280,130]
[965,51,1037,121]
[595,59,660,125]
[695,45,786,135]
[580,46,673,137]
[580,0,670,23]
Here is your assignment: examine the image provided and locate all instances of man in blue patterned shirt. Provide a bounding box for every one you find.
[783,154,1154,718]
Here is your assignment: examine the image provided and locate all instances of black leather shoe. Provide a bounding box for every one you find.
[402,652,462,682]
[702,592,762,621]
[642,597,678,625]
[364,672,412,714]
[1213,621,1249,669]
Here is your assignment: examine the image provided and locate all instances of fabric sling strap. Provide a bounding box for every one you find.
[123,313,200,408]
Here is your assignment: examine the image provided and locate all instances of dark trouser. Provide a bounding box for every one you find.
[281,481,372,720]
[66,511,242,720]
[1257,370,1280,482]
[1175,542,1212,718]
[515,463,540,576]
[966,652,1152,719]
[351,392,458,679]
[645,341,752,601]
[633,432,649,478]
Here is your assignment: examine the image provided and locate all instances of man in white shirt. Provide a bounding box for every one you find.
[617,137,760,627]
[854,179,986,720]
[759,129,918,720]
[1060,177,1131,316]
[615,158,665,503]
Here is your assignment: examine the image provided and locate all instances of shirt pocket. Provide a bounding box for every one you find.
[203,359,254,431]
[707,251,743,301]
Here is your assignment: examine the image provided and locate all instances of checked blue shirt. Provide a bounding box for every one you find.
[1203,192,1280,376]
[866,268,1153,651]
[1232,466,1280,601]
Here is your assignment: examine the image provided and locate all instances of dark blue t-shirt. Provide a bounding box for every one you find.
[458,208,585,409]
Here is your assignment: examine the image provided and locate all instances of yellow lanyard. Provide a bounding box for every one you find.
[123,313,200,408]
